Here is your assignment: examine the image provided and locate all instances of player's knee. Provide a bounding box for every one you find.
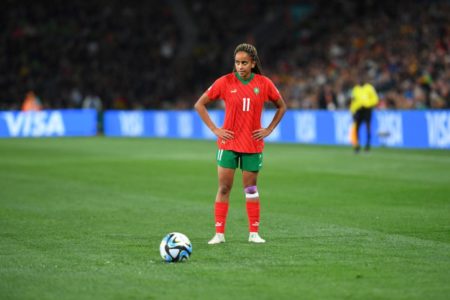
[218,184,232,196]
[244,185,259,199]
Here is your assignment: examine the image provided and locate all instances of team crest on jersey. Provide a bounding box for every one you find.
[254,87,260,95]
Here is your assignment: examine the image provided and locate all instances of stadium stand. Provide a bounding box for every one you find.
[1,0,448,110]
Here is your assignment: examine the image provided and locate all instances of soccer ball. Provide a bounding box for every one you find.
[159,232,192,262]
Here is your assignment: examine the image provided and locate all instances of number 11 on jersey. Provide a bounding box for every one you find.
[243,98,251,111]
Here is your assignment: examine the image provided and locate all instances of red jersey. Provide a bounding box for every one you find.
[206,72,281,153]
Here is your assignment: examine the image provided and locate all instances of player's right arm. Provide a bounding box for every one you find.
[194,93,234,141]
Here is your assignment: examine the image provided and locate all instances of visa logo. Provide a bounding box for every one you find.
[2,111,65,137]
[426,112,450,148]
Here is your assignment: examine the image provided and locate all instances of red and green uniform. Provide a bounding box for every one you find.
[206,72,281,153]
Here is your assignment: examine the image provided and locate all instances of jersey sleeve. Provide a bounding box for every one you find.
[206,76,225,100]
[264,76,282,102]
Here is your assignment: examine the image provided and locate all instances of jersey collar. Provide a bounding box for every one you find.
[235,72,254,85]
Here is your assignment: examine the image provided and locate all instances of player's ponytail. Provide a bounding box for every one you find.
[233,43,263,75]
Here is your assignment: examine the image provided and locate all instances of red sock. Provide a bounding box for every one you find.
[246,201,260,232]
[214,202,229,233]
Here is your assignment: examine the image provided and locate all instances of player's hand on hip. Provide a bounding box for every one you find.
[252,128,272,140]
[213,128,234,141]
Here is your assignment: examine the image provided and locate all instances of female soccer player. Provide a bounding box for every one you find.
[194,43,287,244]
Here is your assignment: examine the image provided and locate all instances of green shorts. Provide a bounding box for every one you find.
[216,149,263,171]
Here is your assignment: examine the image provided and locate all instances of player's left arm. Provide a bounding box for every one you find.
[252,97,287,141]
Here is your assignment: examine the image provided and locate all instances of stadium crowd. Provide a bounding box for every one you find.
[267,0,450,110]
[1,0,449,111]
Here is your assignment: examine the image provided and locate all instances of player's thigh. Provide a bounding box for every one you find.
[217,166,236,188]
[217,149,239,169]
[240,153,263,172]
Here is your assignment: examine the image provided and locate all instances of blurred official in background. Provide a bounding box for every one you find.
[350,77,379,153]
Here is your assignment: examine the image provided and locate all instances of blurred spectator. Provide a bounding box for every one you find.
[82,94,102,111]
[83,93,103,134]
[21,91,42,111]
[318,85,337,110]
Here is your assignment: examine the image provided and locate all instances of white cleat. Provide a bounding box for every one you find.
[248,232,266,243]
[208,233,225,245]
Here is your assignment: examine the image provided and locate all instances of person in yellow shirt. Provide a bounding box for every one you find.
[349,79,379,153]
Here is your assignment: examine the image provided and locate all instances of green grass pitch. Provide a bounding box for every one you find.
[0,138,449,299]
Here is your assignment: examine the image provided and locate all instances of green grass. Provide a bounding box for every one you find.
[0,138,449,299]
